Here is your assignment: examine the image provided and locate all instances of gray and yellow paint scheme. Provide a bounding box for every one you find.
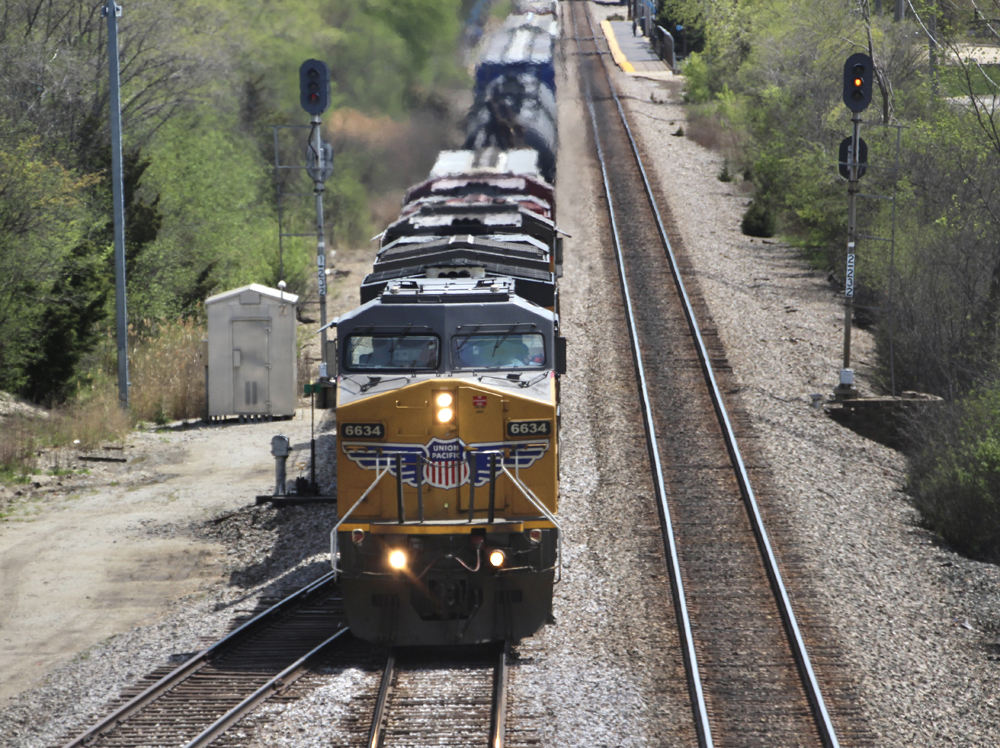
[331,277,564,645]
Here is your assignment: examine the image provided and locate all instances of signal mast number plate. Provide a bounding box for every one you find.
[342,423,385,439]
[507,420,552,438]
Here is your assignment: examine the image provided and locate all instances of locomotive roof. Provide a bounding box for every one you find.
[377,234,549,265]
[382,203,556,246]
[335,278,555,332]
[381,276,517,303]
[380,232,550,253]
[428,149,543,178]
[400,193,552,221]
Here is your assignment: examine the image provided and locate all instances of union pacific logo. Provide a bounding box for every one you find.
[342,437,548,489]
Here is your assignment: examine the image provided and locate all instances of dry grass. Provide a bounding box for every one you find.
[0,388,131,479]
[0,416,36,479]
[0,319,207,480]
[684,102,749,176]
[130,318,206,424]
[685,104,728,152]
[46,388,133,446]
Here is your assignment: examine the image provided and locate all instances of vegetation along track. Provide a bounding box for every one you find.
[55,572,346,748]
[568,2,870,746]
[365,643,509,748]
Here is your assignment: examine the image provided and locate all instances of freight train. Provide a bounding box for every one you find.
[327,8,562,646]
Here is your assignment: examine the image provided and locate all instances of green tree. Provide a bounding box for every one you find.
[0,137,99,393]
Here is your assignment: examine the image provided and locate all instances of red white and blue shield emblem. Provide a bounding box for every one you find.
[424,438,470,489]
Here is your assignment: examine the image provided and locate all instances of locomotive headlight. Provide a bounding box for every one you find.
[388,549,407,570]
[436,407,454,423]
[435,392,453,408]
[488,549,506,568]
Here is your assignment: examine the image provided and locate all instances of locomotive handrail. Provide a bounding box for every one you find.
[499,465,560,528]
[330,456,391,577]
[501,463,562,583]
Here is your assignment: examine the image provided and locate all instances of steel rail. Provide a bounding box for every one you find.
[185,627,349,747]
[366,644,506,748]
[488,642,509,748]
[568,4,713,747]
[367,651,397,748]
[60,570,339,748]
[580,6,841,747]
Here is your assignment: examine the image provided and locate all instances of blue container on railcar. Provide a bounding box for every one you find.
[475,25,556,97]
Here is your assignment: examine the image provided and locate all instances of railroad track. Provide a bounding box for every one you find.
[56,572,347,748]
[366,644,508,748]
[568,2,867,746]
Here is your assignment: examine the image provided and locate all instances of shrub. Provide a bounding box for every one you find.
[718,159,733,182]
[741,200,775,237]
[682,53,713,103]
[685,104,725,150]
[910,387,1000,562]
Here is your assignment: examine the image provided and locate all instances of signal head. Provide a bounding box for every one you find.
[843,53,873,113]
[299,59,330,116]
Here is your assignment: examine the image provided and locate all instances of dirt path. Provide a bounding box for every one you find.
[0,415,320,701]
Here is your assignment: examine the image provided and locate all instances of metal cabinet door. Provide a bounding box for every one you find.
[232,320,270,414]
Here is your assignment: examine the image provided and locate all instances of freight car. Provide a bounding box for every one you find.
[464,73,558,183]
[465,13,559,183]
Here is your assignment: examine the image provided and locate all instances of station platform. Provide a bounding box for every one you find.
[601,20,675,80]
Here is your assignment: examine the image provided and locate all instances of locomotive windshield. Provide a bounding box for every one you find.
[346,334,440,370]
[452,332,545,369]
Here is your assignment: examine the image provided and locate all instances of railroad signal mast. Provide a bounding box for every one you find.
[299,60,334,379]
[836,52,873,400]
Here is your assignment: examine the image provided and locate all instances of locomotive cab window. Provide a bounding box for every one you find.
[345,334,440,371]
[452,332,546,369]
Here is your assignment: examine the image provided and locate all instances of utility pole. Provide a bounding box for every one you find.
[104,1,129,408]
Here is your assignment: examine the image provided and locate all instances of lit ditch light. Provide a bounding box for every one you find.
[435,391,455,424]
[488,549,506,568]
[388,549,407,570]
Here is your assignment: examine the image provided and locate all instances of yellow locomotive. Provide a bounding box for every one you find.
[331,276,564,645]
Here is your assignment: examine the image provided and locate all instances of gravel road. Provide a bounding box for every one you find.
[2,3,999,746]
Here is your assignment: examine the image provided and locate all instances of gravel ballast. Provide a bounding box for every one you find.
[587,2,1000,744]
